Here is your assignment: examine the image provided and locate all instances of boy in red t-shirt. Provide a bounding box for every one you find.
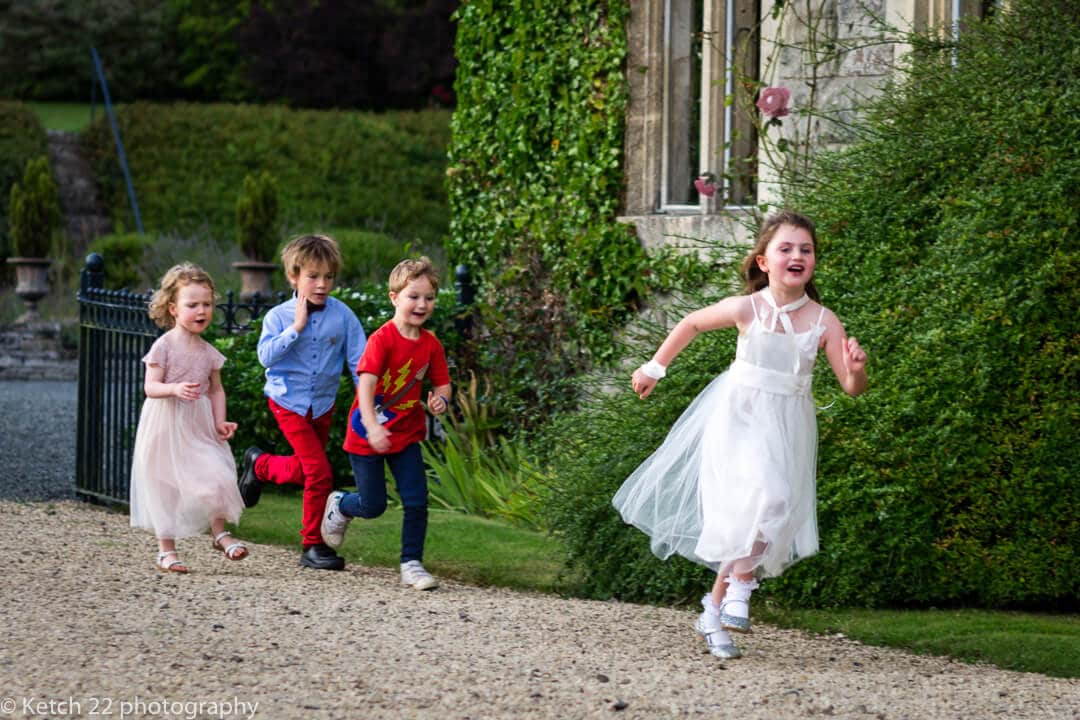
[322,257,451,589]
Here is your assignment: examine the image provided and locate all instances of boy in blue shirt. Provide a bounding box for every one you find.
[237,234,366,570]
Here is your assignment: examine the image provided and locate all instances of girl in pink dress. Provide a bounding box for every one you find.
[130,263,248,572]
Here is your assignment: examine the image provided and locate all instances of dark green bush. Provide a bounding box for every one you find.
[0,102,48,262]
[776,0,1080,609]
[539,0,1079,610]
[235,170,280,262]
[82,102,450,247]
[0,0,181,101]
[9,156,60,258]
[86,233,152,290]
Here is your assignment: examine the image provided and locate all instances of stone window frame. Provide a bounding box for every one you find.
[621,0,760,249]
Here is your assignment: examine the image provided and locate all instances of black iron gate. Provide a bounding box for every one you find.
[75,254,282,505]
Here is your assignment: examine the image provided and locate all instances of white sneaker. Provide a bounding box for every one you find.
[321,491,351,549]
[400,560,439,590]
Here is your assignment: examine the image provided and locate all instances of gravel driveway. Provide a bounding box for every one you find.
[1,381,1077,719]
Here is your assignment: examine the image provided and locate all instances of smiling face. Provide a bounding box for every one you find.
[390,275,437,332]
[289,260,335,306]
[169,282,215,335]
[756,224,817,294]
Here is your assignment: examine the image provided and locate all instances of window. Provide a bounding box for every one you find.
[659,0,760,212]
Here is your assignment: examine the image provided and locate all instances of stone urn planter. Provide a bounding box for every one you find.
[6,257,52,323]
[231,260,277,301]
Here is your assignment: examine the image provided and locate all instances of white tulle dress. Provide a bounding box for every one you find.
[613,289,828,578]
[129,329,244,539]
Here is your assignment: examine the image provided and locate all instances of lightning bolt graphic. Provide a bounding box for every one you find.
[396,399,418,411]
[381,369,393,392]
[390,358,413,395]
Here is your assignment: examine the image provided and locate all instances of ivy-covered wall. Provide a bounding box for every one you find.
[447,0,650,425]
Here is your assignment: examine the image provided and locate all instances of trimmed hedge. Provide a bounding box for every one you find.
[82,102,451,247]
[0,101,49,262]
[538,0,1079,609]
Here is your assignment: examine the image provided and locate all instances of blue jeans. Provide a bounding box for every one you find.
[341,443,428,563]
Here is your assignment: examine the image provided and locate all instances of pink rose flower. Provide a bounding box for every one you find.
[756,86,791,119]
[694,175,717,198]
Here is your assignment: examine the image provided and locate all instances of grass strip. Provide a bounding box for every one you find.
[756,605,1080,678]
[234,488,574,594]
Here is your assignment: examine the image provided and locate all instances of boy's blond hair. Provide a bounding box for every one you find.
[388,256,439,293]
[280,234,343,278]
[148,263,216,330]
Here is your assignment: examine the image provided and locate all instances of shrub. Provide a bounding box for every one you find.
[82,102,450,247]
[86,233,151,290]
[774,0,1080,609]
[235,170,280,262]
[538,0,1080,610]
[9,156,60,258]
[0,102,48,262]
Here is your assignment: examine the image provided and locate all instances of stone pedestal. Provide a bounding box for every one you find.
[6,257,52,324]
[231,260,278,301]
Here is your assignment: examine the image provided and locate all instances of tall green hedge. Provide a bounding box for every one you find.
[447,0,649,426]
[0,101,49,262]
[538,0,1079,609]
[82,102,451,247]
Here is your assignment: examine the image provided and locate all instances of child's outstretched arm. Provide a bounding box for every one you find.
[632,296,750,399]
[820,310,868,396]
[208,369,237,441]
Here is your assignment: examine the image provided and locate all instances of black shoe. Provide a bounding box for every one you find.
[299,543,345,571]
[238,446,265,508]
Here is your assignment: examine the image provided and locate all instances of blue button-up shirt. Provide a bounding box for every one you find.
[257,295,366,419]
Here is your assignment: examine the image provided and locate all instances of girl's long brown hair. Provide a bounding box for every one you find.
[740,210,820,302]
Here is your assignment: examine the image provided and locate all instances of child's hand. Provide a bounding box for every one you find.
[367,424,392,453]
[631,368,658,399]
[293,293,309,332]
[427,391,449,415]
[843,337,867,374]
[216,421,237,441]
[173,382,202,401]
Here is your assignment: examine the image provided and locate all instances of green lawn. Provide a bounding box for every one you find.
[26,102,104,132]
[237,490,1079,678]
[234,488,576,594]
[756,604,1080,679]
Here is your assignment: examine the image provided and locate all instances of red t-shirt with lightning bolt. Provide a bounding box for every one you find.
[342,320,450,456]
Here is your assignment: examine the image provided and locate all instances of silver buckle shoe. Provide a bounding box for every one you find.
[695,613,742,659]
[720,576,758,633]
[321,491,351,549]
[400,560,439,590]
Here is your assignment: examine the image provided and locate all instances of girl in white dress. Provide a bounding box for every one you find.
[613,211,868,659]
[130,263,249,572]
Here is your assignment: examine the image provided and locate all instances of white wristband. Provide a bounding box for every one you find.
[640,360,667,380]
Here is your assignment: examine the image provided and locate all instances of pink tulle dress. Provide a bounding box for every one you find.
[129,329,244,539]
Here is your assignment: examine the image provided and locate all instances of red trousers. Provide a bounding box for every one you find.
[256,398,335,547]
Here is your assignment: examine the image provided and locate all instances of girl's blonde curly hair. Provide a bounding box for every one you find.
[148,263,217,329]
